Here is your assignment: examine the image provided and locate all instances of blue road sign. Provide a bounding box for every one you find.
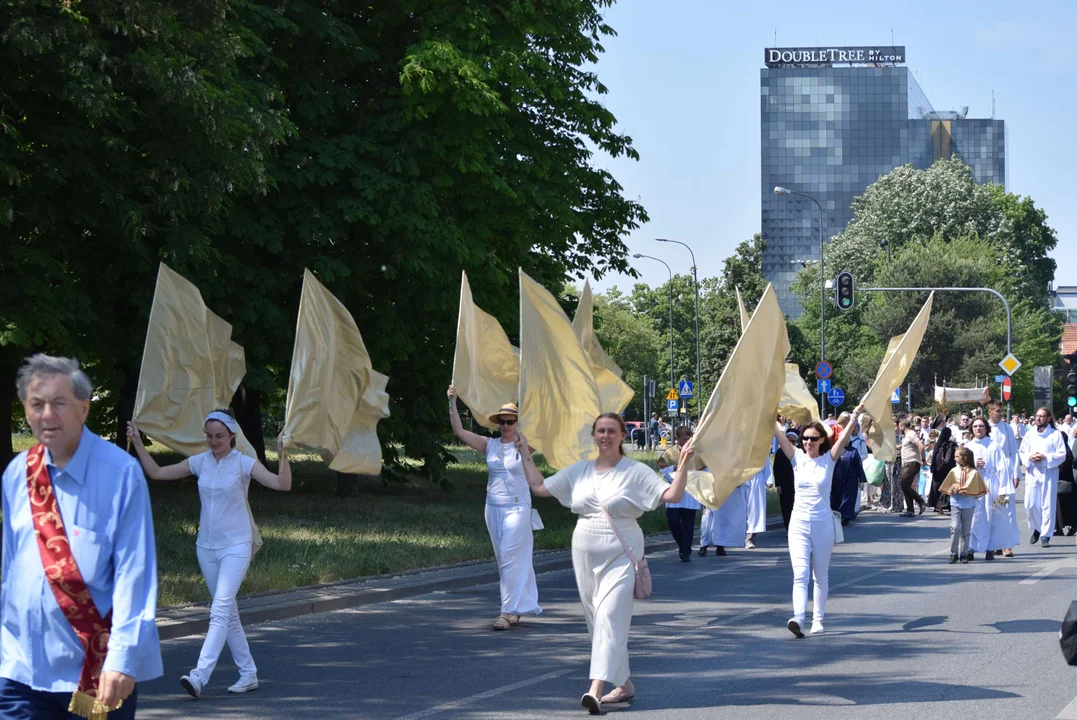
[667,399,679,413]
[817,378,831,394]
[994,375,1006,383]
[678,380,694,399]
[828,387,845,407]
[891,388,901,404]
[815,361,833,380]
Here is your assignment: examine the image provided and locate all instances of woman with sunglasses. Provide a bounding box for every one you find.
[447,386,541,631]
[774,403,865,638]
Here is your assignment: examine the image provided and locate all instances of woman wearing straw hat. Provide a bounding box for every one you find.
[448,386,542,630]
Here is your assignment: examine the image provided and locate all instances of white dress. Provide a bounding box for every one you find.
[545,457,667,686]
[484,439,541,616]
[967,436,1007,552]
[745,463,771,535]
[989,420,1021,548]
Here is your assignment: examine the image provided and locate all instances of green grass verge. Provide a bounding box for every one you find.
[9,436,779,606]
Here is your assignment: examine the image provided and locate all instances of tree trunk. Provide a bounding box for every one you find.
[0,346,19,467]
[114,372,138,449]
[231,385,267,464]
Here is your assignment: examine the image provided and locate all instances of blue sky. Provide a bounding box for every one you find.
[590,0,1075,295]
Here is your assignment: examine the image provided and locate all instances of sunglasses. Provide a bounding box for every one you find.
[801,435,822,442]
[498,418,517,426]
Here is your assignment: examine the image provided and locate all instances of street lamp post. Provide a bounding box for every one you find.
[775,186,827,414]
[634,253,676,423]
[656,238,700,419]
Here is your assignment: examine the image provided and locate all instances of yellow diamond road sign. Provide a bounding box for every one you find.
[666,388,679,401]
[999,353,1022,376]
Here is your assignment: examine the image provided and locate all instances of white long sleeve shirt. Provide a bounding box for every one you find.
[989,420,1020,487]
[1018,426,1067,486]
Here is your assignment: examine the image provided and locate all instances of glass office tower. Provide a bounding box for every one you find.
[761,62,1006,316]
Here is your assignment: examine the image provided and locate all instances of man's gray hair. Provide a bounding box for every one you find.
[15,354,94,402]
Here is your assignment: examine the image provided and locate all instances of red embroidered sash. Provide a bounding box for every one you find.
[25,443,118,720]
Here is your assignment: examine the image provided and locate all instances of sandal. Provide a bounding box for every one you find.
[492,614,511,631]
[508,614,520,626]
[601,682,635,704]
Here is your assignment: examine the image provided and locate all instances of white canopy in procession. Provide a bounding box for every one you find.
[934,385,991,405]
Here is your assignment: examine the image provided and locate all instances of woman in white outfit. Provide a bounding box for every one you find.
[520,413,691,715]
[127,410,291,698]
[773,405,864,638]
[447,387,541,630]
[967,417,1009,561]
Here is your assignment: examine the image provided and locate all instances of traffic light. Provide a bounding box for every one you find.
[836,271,854,311]
[1067,365,1077,409]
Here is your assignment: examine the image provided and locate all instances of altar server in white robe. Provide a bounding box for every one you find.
[987,401,1021,556]
[967,417,1006,561]
[448,388,541,630]
[745,462,772,548]
[698,481,748,556]
[520,413,692,714]
[1019,407,1069,547]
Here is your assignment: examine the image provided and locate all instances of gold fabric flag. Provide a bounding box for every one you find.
[738,287,818,426]
[687,284,789,509]
[283,269,390,475]
[518,269,601,470]
[133,263,255,459]
[452,271,520,430]
[861,293,934,462]
[572,280,633,414]
[735,287,751,330]
[779,363,822,426]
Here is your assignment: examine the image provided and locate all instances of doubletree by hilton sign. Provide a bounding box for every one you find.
[765,46,906,67]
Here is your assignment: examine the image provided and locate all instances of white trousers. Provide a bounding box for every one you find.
[191,543,256,685]
[787,514,835,623]
[485,502,541,616]
[1025,476,1058,537]
[571,517,640,686]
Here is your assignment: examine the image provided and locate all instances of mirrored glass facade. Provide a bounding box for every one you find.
[761,65,1006,316]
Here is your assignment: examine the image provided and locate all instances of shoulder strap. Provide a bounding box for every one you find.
[590,462,640,565]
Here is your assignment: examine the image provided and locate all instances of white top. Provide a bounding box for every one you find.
[989,419,1019,485]
[1019,426,1067,484]
[966,435,1009,494]
[189,449,257,549]
[791,449,836,521]
[661,465,702,510]
[545,457,667,521]
[485,438,530,505]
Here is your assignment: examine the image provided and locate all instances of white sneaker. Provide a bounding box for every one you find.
[745,537,757,549]
[227,675,259,693]
[811,620,825,635]
[787,617,805,638]
[180,674,203,699]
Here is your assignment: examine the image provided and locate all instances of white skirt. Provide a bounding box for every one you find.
[571,515,641,686]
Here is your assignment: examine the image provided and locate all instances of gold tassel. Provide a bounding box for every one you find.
[68,690,120,720]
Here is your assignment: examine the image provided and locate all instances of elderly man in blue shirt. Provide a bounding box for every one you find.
[1,354,162,719]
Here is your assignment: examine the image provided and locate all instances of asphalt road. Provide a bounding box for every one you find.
[135,508,1077,720]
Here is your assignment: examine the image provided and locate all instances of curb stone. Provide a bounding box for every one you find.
[156,514,784,640]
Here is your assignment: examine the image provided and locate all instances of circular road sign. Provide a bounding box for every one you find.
[827,387,845,407]
[815,361,833,380]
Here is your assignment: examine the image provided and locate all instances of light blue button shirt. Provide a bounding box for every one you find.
[1,426,163,691]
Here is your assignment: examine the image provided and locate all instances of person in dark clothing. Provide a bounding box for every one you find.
[773,428,798,530]
[1054,440,1077,536]
[632,426,646,451]
[930,424,958,513]
[830,413,866,524]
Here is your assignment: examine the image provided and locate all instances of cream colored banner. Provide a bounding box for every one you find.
[452,271,520,430]
[518,270,601,470]
[133,263,254,459]
[736,287,751,330]
[862,293,934,461]
[688,284,789,509]
[283,269,390,475]
[572,281,633,414]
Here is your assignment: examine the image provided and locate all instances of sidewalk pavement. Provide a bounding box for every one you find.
[156,514,785,640]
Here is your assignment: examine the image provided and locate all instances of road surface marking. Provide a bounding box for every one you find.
[676,558,780,582]
[1020,558,1077,586]
[1056,693,1077,719]
[394,669,572,719]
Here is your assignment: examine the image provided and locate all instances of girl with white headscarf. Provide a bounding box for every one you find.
[127,410,291,699]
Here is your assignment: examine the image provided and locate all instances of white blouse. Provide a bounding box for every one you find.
[189,449,257,549]
[791,449,836,521]
[544,458,667,519]
[485,438,530,504]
